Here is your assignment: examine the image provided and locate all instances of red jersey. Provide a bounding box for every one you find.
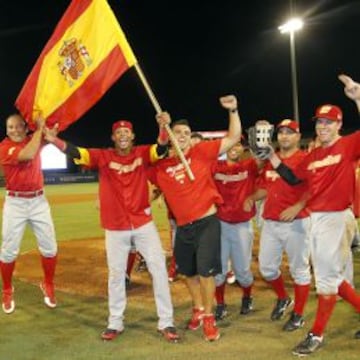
[260,149,309,220]
[293,132,360,212]
[0,136,43,191]
[213,158,258,223]
[153,140,223,226]
[85,145,153,230]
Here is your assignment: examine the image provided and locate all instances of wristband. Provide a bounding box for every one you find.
[52,137,66,152]
[158,127,169,144]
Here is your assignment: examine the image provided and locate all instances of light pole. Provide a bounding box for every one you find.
[278,18,303,122]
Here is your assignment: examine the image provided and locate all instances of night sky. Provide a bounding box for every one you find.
[1,0,360,148]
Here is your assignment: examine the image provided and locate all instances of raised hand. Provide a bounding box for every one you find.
[43,123,59,142]
[338,74,360,102]
[156,111,171,128]
[219,95,237,111]
[34,116,46,131]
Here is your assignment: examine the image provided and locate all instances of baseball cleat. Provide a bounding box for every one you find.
[101,328,123,341]
[271,297,293,321]
[283,312,305,332]
[215,304,228,321]
[292,332,323,356]
[187,307,205,330]
[240,296,253,315]
[158,326,180,343]
[2,287,15,314]
[203,314,220,342]
[40,282,57,308]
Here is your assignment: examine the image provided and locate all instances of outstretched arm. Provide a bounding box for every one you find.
[219,95,241,154]
[338,74,360,113]
[43,126,81,159]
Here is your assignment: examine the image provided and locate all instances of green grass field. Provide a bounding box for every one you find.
[0,183,359,360]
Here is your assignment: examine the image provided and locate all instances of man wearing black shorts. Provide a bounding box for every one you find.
[152,95,241,341]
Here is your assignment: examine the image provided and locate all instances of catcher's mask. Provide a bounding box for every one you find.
[253,120,274,148]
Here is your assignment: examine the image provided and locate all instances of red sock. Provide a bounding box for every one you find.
[311,294,337,336]
[0,261,15,290]
[168,255,177,277]
[268,275,288,299]
[338,280,360,312]
[41,255,57,285]
[126,252,137,277]
[215,282,226,305]
[240,284,252,298]
[294,283,310,315]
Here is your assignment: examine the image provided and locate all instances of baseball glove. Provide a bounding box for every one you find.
[247,120,274,160]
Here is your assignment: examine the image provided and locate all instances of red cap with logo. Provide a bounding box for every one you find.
[112,120,133,133]
[277,119,299,133]
[312,104,343,122]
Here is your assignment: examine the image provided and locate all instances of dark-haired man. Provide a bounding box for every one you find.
[152,95,241,341]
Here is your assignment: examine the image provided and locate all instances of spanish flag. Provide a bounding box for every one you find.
[15,0,137,131]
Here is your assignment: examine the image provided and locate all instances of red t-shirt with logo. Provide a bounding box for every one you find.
[293,132,360,212]
[213,158,258,223]
[86,145,153,230]
[153,140,223,226]
[259,149,309,220]
[0,136,43,191]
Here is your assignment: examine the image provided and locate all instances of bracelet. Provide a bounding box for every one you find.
[230,108,238,113]
[158,127,169,144]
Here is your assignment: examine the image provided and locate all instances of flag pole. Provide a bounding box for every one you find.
[134,63,195,181]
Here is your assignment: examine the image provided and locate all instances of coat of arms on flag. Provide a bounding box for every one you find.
[58,38,93,87]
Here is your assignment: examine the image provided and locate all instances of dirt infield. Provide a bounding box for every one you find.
[15,232,293,309]
[15,234,192,305]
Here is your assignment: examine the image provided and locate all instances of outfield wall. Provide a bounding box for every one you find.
[0,171,98,187]
[44,171,98,185]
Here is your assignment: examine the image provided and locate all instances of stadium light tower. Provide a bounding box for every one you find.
[278,18,303,123]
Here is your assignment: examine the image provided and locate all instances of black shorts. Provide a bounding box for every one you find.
[174,214,221,277]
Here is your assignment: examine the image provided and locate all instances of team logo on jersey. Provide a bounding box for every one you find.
[214,171,249,184]
[165,159,192,184]
[265,170,280,181]
[109,158,143,174]
[307,154,341,171]
[57,38,92,87]
[8,147,16,155]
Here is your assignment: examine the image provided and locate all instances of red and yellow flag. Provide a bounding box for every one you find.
[15,0,137,131]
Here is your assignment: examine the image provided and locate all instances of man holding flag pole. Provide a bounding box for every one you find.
[15,0,193,180]
[14,0,193,342]
[151,96,241,342]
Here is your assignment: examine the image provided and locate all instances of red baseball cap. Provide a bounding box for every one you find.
[277,119,299,133]
[112,120,133,133]
[312,104,343,122]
